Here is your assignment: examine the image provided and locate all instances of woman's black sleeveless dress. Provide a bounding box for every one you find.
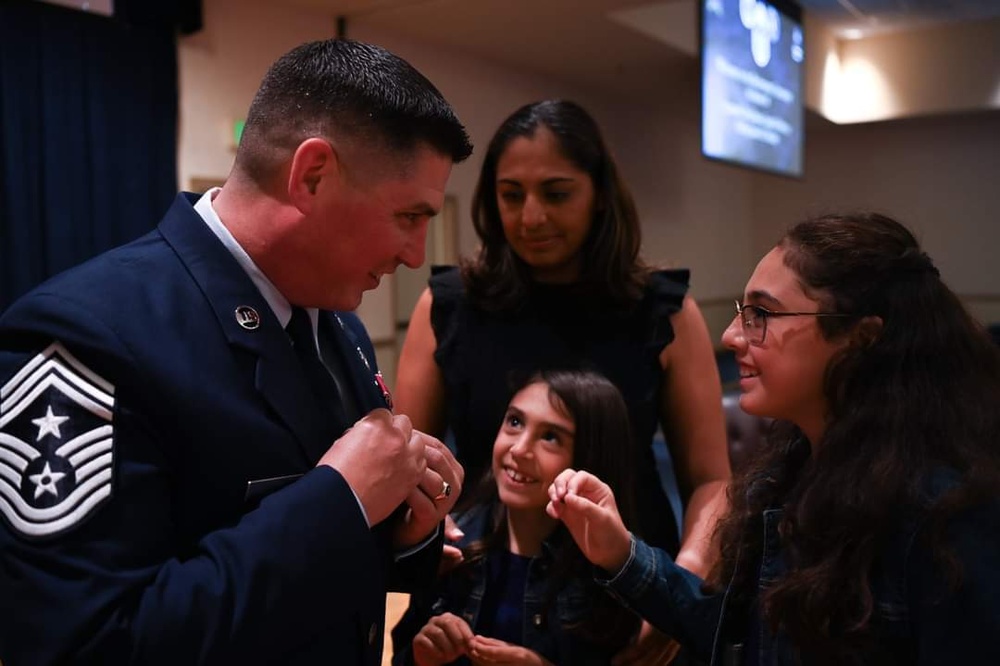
[429,266,690,554]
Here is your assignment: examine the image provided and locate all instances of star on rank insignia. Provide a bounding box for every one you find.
[0,342,115,539]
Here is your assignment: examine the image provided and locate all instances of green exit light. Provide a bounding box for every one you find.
[233,119,246,147]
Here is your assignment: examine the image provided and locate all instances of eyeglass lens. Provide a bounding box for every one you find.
[736,301,765,344]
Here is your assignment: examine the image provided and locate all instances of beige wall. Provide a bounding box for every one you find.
[806,17,1000,124]
[178,0,336,190]
[178,0,1000,376]
[750,112,1000,291]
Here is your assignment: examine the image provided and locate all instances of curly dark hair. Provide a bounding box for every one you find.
[710,212,1000,662]
[464,100,648,311]
[460,369,641,651]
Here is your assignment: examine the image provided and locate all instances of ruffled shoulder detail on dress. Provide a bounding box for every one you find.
[428,265,465,369]
[644,268,691,352]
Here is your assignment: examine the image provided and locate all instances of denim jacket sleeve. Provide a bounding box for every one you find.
[906,498,1000,664]
[596,535,723,660]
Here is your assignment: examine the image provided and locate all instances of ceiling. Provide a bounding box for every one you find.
[280,0,1000,98]
[798,0,1000,36]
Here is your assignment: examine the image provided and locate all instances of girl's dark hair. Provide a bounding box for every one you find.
[711,212,1000,662]
[463,100,648,311]
[461,369,640,650]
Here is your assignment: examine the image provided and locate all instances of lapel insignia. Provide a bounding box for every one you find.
[234,305,261,330]
[332,314,393,410]
[0,342,115,539]
[355,346,371,371]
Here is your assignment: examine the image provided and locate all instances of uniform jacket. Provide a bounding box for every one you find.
[601,473,1000,665]
[391,503,629,666]
[0,193,438,665]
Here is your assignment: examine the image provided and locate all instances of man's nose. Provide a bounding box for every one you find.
[398,225,428,270]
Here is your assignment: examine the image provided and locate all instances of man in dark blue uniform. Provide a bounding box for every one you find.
[0,39,472,665]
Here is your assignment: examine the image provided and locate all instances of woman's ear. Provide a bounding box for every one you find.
[287,138,339,212]
[853,315,884,349]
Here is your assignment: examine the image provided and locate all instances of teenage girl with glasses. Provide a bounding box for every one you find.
[547,212,1000,664]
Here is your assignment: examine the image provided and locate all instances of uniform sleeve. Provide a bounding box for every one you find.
[0,293,382,665]
[390,587,436,666]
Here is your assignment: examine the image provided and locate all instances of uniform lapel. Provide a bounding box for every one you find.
[157,194,331,463]
[322,312,385,415]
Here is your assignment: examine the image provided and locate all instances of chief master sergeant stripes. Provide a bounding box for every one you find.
[0,342,115,539]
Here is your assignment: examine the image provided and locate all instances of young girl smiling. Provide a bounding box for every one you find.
[392,369,643,666]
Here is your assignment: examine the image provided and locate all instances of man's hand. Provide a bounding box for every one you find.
[412,612,474,666]
[546,469,632,573]
[468,636,554,666]
[316,410,425,526]
[393,431,464,549]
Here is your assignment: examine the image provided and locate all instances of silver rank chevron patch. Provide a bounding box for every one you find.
[0,342,115,539]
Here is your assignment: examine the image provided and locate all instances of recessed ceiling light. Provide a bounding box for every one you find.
[843,28,864,39]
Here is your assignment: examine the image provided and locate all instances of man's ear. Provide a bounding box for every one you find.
[287,138,339,212]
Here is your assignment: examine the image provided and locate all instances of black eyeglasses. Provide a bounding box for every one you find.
[734,300,854,345]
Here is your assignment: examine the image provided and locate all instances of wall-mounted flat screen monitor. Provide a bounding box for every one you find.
[701,0,804,178]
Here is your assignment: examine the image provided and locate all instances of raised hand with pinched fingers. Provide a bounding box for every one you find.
[546,468,632,574]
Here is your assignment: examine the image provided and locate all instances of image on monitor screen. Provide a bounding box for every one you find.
[701,0,804,178]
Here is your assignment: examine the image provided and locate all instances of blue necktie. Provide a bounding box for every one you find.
[286,307,347,433]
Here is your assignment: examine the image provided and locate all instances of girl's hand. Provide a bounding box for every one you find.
[468,635,554,665]
[412,612,474,666]
[438,513,466,575]
[547,469,632,573]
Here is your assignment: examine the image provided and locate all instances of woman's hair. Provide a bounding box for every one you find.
[711,212,1000,661]
[463,100,648,311]
[461,368,640,649]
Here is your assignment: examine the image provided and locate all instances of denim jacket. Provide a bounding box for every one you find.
[391,503,627,666]
[600,474,1000,665]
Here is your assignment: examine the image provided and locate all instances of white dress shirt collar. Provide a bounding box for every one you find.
[192,188,318,333]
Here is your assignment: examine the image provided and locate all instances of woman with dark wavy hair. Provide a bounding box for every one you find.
[548,212,1000,664]
[395,99,729,573]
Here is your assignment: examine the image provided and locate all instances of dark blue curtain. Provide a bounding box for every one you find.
[0,0,199,310]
